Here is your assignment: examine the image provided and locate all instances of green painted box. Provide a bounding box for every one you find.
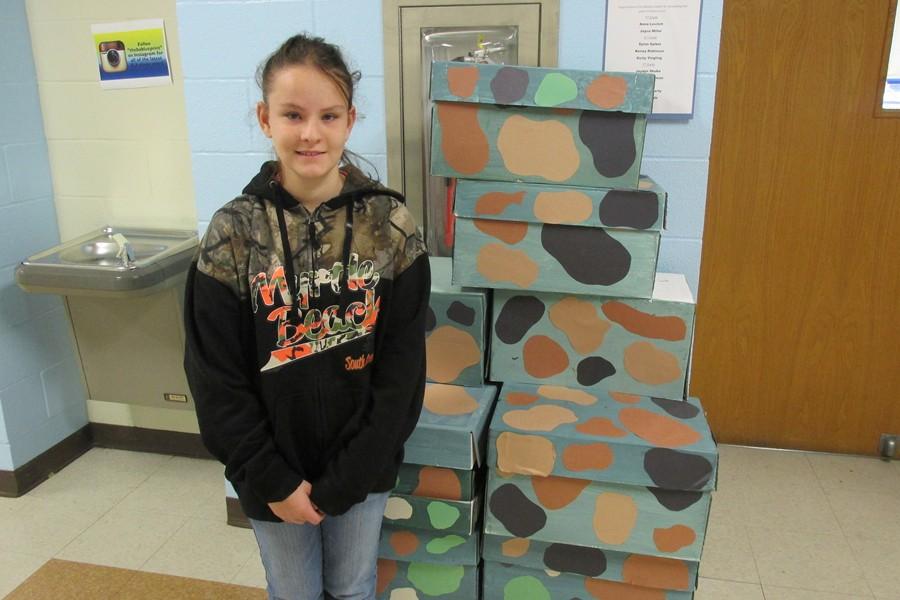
[488,383,717,491]
[395,463,477,501]
[404,382,498,470]
[430,61,655,188]
[377,558,478,600]
[482,561,694,600]
[482,534,699,592]
[484,470,710,561]
[384,492,480,536]
[427,256,488,387]
[380,524,479,566]
[490,273,695,400]
[452,177,665,298]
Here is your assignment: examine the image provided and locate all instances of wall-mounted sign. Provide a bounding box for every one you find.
[91,19,171,89]
[603,0,702,118]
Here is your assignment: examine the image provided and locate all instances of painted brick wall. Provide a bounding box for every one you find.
[178,0,722,295]
[0,0,87,471]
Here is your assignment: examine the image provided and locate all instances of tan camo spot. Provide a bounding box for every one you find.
[497,115,581,182]
[495,431,557,477]
[584,578,665,600]
[477,244,539,288]
[533,190,593,224]
[585,74,628,109]
[502,404,579,432]
[593,493,638,545]
[538,385,598,406]
[423,384,479,416]
[426,326,481,383]
[548,296,611,355]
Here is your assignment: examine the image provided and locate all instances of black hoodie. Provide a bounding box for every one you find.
[183,161,430,520]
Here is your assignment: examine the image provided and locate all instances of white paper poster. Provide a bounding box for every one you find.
[604,0,702,117]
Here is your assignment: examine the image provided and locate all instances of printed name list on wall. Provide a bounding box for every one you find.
[604,0,702,117]
[90,19,172,89]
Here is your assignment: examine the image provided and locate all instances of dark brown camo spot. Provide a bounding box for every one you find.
[426,306,437,332]
[578,111,638,178]
[543,543,608,577]
[495,295,545,344]
[491,67,530,103]
[489,483,547,538]
[577,356,617,386]
[447,301,476,326]
[644,448,714,491]
[648,487,704,512]
[541,224,631,286]
[652,397,700,419]
[598,190,660,229]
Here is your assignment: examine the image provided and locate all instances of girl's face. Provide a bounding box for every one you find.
[257,64,356,197]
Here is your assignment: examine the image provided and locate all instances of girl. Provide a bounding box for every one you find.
[183,34,430,600]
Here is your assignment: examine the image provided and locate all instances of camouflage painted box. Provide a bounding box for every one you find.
[377,559,478,600]
[483,561,694,600]
[453,177,665,297]
[488,383,717,491]
[384,492,480,536]
[482,534,698,591]
[430,61,654,188]
[380,524,479,566]
[404,382,498,470]
[484,470,710,560]
[426,256,488,386]
[395,463,477,501]
[490,273,695,400]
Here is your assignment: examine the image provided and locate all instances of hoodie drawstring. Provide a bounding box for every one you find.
[273,188,407,327]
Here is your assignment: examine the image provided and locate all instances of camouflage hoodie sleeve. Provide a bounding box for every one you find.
[309,201,430,516]
[183,204,305,506]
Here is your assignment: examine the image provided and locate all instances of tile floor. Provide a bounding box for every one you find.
[1,444,898,599]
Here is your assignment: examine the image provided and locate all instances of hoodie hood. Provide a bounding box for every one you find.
[240,161,407,327]
[241,160,401,212]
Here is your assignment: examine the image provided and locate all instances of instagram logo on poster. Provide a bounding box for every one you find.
[98,41,127,73]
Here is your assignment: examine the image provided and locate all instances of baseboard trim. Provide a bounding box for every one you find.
[0,423,214,498]
[0,426,93,497]
[91,423,213,459]
[227,496,251,529]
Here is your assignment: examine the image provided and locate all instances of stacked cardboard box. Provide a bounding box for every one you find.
[377,257,497,599]
[429,61,718,598]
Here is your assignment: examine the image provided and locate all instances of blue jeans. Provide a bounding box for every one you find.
[249,491,390,600]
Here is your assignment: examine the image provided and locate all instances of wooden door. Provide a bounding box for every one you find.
[690,0,900,454]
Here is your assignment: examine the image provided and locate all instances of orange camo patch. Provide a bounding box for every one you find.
[621,555,691,590]
[376,559,397,595]
[447,65,479,97]
[584,577,666,600]
[575,417,628,437]
[389,531,420,556]
[414,467,463,500]
[474,191,526,215]
[653,525,697,553]
[531,474,591,509]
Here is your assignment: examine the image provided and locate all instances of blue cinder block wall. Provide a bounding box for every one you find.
[178,0,721,295]
[0,0,88,471]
